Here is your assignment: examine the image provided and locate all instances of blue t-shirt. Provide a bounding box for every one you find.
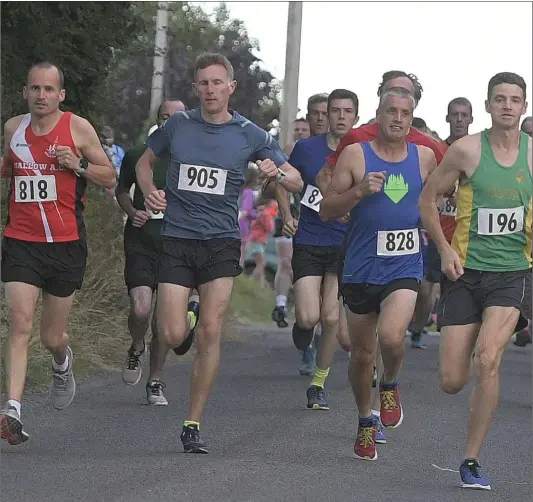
[343,141,423,285]
[291,134,348,247]
[146,109,287,240]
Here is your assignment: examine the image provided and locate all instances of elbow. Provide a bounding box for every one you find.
[104,170,117,189]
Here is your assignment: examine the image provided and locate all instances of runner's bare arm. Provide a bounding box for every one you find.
[419,140,468,253]
[1,116,24,179]
[319,145,364,221]
[275,182,292,222]
[135,147,160,197]
[115,152,139,219]
[417,145,438,183]
[276,161,304,193]
[71,116,116,188]
[315,161,334,195]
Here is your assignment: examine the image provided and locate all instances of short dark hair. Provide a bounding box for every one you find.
[28,61,64,89]
[307,93,329,112]
[327,89,359,114]
[294,117,308,123]
[377,70,423,104]
[157,98,186,119]
[487,72,526,101]
[194,52,234,80]
[447,97,473,116]
[521,116,533,131]
[412,117,427,130]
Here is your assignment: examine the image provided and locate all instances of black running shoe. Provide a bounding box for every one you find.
[180,424,208,454]
[292,322,314,350]
[272,306,288,328]
[306,385,329,410]
[174,300,200,356]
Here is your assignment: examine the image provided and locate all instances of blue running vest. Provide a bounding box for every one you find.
[342,141,424,285]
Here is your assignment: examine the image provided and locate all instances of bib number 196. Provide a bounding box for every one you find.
[377,229,419,256]
[15,175,57,203]
[477,207,524,236]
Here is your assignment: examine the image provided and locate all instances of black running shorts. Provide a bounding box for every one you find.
[341,278,421,315]
[292,244,340,283]
[158,236,242,289]
[123,224,160,291]
[1,236,87,297]
[438,268,532,333]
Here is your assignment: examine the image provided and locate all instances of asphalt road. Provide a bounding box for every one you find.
[1,324,531,501]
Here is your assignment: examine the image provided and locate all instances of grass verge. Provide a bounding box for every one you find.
[0,186,276,392]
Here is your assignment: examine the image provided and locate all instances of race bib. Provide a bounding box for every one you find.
[178,164,227,195]
[300,184,322,212]
[14,175,57,203]
[440,197,457,217]
[477,206,524,236]
[145,204,164,220]
[377,229,420,256]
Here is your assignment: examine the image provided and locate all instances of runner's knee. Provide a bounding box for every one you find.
[440,366,469,394]
[131,297,152,322]
[157,320,188,348]
[8,307,33,342]
[195,318,223,351]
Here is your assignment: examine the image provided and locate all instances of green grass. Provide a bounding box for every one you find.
[0,185,276,391]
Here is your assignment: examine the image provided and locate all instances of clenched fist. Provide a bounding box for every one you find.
[56,145,80,171]
[257,159,279,180]
[145,189,167,212]
[358,171,387,197]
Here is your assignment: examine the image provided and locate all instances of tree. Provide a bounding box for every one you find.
[1,1,146,127]
[106,1,282,147]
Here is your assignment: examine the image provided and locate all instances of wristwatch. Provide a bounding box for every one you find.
[75,157,89,177]
[277,168,286,182]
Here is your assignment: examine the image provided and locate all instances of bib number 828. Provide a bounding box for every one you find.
[377,229,419,256]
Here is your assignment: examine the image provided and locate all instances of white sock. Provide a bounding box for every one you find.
[276,295,287,308]
[6,399,21,417]
[189,294,200,304]
[371,409,380,417]
[52,354,69,373]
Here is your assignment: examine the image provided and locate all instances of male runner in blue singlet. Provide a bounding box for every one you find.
[320,87,437,461]
[279,89,359,410]
[136,53,303,454]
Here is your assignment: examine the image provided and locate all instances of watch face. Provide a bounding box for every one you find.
[80,157,89,169]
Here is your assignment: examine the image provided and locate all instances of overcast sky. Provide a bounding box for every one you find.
[193,1,532,138]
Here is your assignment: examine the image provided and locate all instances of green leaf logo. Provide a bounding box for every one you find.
[383,173,408,204]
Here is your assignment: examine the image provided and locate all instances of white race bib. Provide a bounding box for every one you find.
[14,175,57,203]
[377,228,420,256]
[477,206,524,236]
[178,164,227,195]
[300,184,322,212]
[440,197,457,217]
[145,204,164,220]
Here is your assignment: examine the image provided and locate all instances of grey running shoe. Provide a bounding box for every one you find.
[306,385,329,410]
[122,343,145,385]
[1,406,30,445]
[146,380,168,406]
[50,346,76,410]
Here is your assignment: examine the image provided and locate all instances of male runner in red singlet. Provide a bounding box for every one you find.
[1,61,116,445]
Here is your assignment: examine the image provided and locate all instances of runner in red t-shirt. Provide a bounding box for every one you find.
[1,61,115,446]
[316,71,444,195]
[409,97,474,347]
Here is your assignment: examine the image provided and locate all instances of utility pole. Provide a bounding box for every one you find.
[149,2,170,122]
[279,1,303,150]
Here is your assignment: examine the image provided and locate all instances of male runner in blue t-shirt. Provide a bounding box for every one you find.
[136,53,303,454]
[279,89,359,410]
[320,87,437,461]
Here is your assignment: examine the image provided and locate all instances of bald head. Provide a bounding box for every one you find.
[157,99,186,125]
[27,61,64,89]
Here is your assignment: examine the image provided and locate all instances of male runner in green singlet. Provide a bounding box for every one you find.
[419,72,532,491]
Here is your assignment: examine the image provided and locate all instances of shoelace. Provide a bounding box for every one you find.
[465,460,483,478]
[183,425,200,443]
[149,381,166,395]
[381,389,399,410]
[127,351,142,370]
[52,372,69,390]
[357,425,375,448]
